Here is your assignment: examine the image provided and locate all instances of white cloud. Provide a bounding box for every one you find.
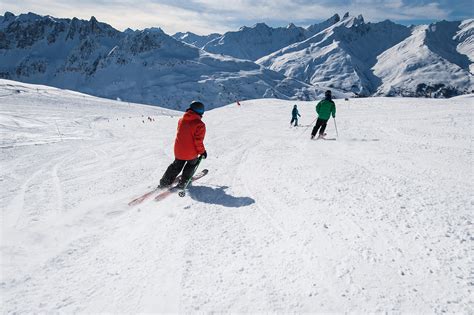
[346,1,449,21]
[2,0,233,34]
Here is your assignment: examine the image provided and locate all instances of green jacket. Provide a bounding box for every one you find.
[316,99,336,120]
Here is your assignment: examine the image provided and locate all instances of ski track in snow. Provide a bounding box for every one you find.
[0,81,473,313]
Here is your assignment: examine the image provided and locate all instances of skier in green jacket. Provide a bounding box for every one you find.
[311,90,336,139]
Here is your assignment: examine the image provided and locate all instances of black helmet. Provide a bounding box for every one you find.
[188,101,205,115]
[325,90,332,98]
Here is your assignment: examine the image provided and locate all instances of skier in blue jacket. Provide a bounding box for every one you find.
[290,104,301,127]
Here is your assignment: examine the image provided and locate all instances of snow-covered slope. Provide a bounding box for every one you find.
[374,20,474,97]
[172,32,221,49]
[455,19,474,73]
[200,15,341,62]
[1,80,472,313]
[0,13,324,109]
[257,14,412,95]
[202,22,308,61]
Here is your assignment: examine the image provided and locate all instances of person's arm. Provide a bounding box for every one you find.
[316,101,321,114]
[194,123,206,155]
[331,101,336,118]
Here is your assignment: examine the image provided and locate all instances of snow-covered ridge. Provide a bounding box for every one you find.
[198,15,343,61]
[0,79,179,148]
[201,22,308,61]
[172,14,342,60]
[172,32,221,49]
[374,20,473,97]
[455,19,474,73]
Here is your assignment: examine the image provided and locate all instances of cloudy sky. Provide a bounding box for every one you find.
[3,0,473,34]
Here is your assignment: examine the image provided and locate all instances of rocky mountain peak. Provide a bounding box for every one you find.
[252,22,270,30]
[2,11,15,22]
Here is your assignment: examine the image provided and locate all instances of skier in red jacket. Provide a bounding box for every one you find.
[159,101,207,189]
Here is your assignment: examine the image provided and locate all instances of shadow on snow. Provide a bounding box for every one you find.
[187,185,255,208]
[348,138,380,142]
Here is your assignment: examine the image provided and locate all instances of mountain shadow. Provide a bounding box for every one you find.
[425,21,471,71]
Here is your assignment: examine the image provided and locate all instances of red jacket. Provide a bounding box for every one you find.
[174,110,206,160]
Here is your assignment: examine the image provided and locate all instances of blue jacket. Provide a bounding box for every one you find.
[292,107,301,118]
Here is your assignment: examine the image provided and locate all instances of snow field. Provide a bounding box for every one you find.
[0,80,472,312]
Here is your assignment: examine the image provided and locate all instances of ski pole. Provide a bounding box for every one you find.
[333,117,339,138]
[300,117,317,136]
[178,155,203,197]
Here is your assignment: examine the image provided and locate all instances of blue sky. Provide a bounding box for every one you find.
[3,0,473,34]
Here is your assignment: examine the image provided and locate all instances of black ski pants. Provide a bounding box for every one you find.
[290,117,298,126]
[311,118,328,137]
[160,158,199,186]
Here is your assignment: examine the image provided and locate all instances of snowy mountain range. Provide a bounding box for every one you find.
[0,12,325,109]
[257,15,411,96]
[174,12,473,97]
[257,15,473,97]
[192,14,342,61]
[373,20,473,97]
[0,11,473,108]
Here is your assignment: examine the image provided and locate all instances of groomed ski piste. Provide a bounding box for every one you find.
[1,79,472,313]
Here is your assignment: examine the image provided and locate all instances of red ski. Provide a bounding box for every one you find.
[155,169,209,202]
[128,175,182,206]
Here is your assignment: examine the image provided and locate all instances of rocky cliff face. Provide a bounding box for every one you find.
[0,12,122,81]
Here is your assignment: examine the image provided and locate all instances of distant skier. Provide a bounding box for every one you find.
[159,101,207,189]
[311,90,336,139]
[290,104,301,126]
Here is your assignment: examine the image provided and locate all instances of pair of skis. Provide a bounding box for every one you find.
[313,136,337,141]
[128,164,208,206]
[155,169,208,202]
[311,133,337,141]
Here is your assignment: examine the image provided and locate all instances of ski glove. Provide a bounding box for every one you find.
[201,150,207,159]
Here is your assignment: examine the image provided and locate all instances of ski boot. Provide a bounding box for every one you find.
[317,133,327,139]
[176,181,186,190]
